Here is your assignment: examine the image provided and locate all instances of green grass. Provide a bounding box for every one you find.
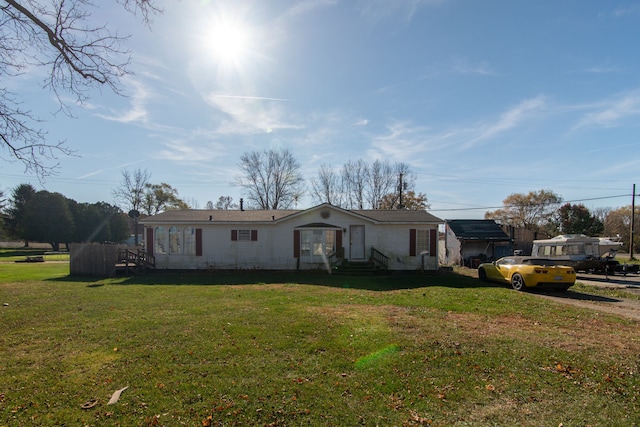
[1,258,639,426]
[0,248,69,263]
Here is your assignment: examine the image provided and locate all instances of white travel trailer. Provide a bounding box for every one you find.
[531,234,622,272]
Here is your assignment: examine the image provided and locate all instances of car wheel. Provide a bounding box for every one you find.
[511,273,526,291]
[478,268,487,282]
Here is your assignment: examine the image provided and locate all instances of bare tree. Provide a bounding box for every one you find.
[311,160,418,209]
[342,159,368,209]
[112,168,151,213]
[375,162,416,209]
[235,148,304,209]
[365,160,396,209]
[310,164,344,206]
[215,196,238,210]
[1,0,160,178]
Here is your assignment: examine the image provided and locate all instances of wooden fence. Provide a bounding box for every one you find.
[70,243,127,277]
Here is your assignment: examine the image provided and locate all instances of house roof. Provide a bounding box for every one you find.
[140,203,443,225]
[446,219,511,241]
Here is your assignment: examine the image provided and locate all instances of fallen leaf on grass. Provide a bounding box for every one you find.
[107,386,129,405]
[81,399,98,409]
[410,410,431,424]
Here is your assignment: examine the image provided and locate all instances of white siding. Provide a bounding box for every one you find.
[148,208,439,271]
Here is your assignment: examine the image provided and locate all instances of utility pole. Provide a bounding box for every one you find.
[631,184,636,260]
[397,173,405,209]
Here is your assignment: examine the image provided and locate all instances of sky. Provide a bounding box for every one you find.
[2,0,640,220]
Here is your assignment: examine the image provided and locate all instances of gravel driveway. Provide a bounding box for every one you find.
[535,273,640,321]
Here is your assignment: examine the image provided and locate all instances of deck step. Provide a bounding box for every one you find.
[334,260,383,275]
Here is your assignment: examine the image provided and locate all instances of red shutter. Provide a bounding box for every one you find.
[251,230,258,241]
[146,228,154,257]
[294,230,300,257]
[196,228,202,256]
[231,230,237,241]
[409,229,416,256]
[336,230,342,253]
[429,229,437,257]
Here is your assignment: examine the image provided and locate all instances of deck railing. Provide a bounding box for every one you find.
[327,247,345,267]
[370,247,389,269]
[117,248,155,272]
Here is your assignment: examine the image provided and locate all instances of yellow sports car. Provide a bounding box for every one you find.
[477,256,576,291]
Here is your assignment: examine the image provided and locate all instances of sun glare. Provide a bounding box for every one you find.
[204,18,253,66]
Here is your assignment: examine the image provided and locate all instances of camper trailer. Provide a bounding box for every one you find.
[531,234,622,273]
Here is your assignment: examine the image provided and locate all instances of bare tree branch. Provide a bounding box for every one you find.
[0,0,160,178]
[112,168,151,212]
[235,148,305,209]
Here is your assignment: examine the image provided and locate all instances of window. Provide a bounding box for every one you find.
[300,230,311,257]
[567,244,584,255]
[169,226,180,254]
[410,228,436,257]
[231,229,258,241]
[183,227,196,255]
[416,230,429,255]
[238,229,251,241]
[300,229,336,259]
[155,227,167,255]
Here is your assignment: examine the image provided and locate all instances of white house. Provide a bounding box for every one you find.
[140,203,443,272]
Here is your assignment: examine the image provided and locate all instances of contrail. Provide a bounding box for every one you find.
[76,160,145,179]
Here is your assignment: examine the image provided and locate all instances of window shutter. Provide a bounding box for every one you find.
[231,230,237,241]
[294,230,300,257]
[336,230,342,253]
[146,228,154,257]
[429,229,437,257]
[409,229,416,256]
[251,230,258,241]
[196,228,203,256]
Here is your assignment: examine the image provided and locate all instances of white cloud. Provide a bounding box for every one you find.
[96,78,152,124]
[281,0,338,20]
[460,95,547,148]
[612,5,640,18]
[450,56,498,76]
[574,89,640,129]
[204,93,302,135]
[357,0,444,23]
[367,120,441,164]
[152,130,228,164]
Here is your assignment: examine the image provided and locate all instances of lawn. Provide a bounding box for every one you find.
[0,258,638,426]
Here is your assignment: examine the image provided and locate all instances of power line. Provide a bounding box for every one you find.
[428,194,631,212]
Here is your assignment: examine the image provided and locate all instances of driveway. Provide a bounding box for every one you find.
[535,272,640,321]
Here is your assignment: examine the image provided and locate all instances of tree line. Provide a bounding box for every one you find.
[233,148,428,210]
[2,184,129,251]
[485,189,639,252]
[2,149,638,252]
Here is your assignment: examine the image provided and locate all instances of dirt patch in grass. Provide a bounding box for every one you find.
[312,301,640,361]
[443,310,640,357]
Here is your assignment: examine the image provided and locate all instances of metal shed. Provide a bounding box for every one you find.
[443,219,513,267]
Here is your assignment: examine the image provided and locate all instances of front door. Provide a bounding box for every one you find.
[350,225,365,260]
